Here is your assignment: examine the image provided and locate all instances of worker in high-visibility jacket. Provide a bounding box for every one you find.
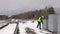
[37,16,43,29]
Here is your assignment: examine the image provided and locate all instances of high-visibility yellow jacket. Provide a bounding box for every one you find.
[37,17,42,22]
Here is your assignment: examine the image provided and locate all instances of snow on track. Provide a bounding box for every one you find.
[0,23,16,34]
[0,20,52,34]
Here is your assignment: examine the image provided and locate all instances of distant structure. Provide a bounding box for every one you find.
[0,15,8,20]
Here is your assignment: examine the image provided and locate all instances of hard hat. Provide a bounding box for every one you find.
[42,16,44,18]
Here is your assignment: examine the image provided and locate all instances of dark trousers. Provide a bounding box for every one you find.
[37,22,41,29]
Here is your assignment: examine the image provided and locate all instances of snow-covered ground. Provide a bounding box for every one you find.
[0,20,52,34]
[0,23,16,34]
[19,20,52,34]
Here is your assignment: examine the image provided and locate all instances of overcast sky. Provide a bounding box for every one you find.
[0,0,60,16]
